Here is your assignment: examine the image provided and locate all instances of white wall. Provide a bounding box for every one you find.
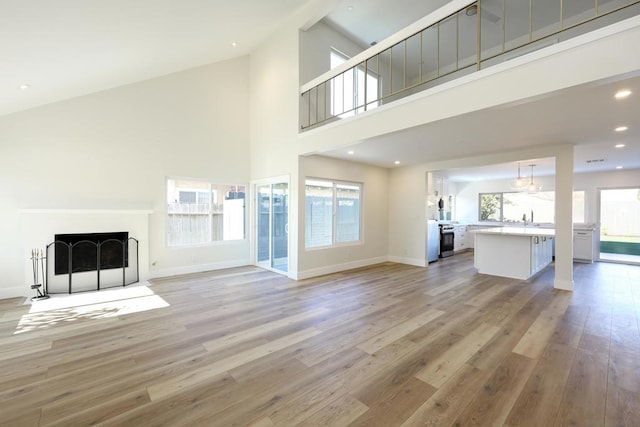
[299,20,367,85]
[388,164,428,267]
[248,0,348,277]
[0,57,251,298]
[297,155,389,278]
[249,19,302,276]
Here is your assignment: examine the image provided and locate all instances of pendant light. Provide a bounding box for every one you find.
[527,164,541,193]
[511,162,526,190]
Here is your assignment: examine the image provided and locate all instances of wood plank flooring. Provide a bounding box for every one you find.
[1,253,640,426]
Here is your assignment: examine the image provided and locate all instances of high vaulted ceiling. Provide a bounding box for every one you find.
[2,0,639,180]
[0,0,312,117]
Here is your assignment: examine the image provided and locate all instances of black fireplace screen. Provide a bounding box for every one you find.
[54,232,129,275]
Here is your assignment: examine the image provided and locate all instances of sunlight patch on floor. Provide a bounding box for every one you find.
[15,285,169,334]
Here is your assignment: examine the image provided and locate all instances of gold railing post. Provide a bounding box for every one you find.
[390,47,394,94]
[502,0,506,54]
[529,0,533,42]
[437,22,441,77]
[420,29,424,81]
[309,88,312,125]
[477,0,482,71]
[364,60,368,112]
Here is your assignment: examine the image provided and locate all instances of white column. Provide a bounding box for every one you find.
[554,146,574,291]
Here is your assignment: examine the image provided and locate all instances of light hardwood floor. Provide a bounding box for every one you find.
[1,253,639,426]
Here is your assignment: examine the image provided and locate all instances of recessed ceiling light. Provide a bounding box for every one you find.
[19,84,30,90]
[615,143,626,148]
[615,89,632,99]
[616,165,623,169]
[394,160,400,165]
[347,150,354,155]
[231,42,237,47]
[615,126,628,132]
[347,6,354,11]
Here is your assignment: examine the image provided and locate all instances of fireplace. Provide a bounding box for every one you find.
[54,232,129,275]
[22,209,148,295]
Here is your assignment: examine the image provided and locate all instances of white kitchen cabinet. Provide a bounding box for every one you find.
[465,225,480,249]
[573,229,595,262]
[454,225,467,252]
[531,236,554,275]
[473,227,554,280]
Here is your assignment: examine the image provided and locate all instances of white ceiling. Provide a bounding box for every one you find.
[0,0,311,117]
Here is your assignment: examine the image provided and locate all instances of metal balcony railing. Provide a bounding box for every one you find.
[300,0,640,131]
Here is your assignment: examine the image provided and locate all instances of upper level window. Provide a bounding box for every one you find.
[305,178,362,248]
[167,178,246,246]
[479,190,585,223]
[330,49,378,118]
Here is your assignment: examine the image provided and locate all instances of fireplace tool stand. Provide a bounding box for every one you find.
[30,249,50,301]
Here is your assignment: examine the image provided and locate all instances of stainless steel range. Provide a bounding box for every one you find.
[439,224,454,258]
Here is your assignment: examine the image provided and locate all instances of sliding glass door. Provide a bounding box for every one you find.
[255,180,289,273]
[598,187,640,264]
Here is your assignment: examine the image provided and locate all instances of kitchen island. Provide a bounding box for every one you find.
[473,227,555,280]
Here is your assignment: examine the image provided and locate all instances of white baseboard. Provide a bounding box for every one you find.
[296,256,389,280]
[148,259,250,280]
[554,279,574,291]
[0,286,29,300]
[387,256,427,268]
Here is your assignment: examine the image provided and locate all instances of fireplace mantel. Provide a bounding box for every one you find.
[21,209,154,215]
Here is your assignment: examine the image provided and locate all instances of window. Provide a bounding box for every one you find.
[167,178,246,246]
[479,190,585,223]
[330,50,378,118]
[479,193,503,221]
[305,178,361,248]
[503,191,555,223]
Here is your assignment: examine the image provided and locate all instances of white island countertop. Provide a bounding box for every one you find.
[473,227,555,237]
[473,227,555,280]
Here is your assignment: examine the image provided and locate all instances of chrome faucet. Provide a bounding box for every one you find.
[522,213,528,227]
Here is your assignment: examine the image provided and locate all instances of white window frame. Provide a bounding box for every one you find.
[330,49,378,118]
[166,177,247,247]
[305,177,363,249]
[478,190,586,223]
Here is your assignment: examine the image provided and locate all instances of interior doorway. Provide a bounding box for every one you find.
[598,187,640,264]
[255,179,289,273]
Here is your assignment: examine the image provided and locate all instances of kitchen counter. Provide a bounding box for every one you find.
[473,227,555,237]
[472,227,555,280]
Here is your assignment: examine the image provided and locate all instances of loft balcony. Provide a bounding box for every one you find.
[300,0,640,132]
